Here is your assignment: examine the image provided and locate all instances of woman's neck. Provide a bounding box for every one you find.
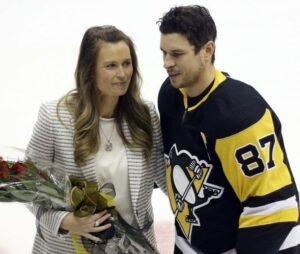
[98,96,119,118]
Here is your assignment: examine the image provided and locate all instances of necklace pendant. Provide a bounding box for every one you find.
[105,141,112,151]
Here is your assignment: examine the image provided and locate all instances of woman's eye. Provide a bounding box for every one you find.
[106,63,116,68]
[123,61,132,67]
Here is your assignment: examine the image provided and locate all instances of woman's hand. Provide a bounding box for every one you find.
[60,210,112,242]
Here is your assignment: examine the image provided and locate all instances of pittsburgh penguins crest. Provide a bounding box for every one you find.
[166,144,224,241]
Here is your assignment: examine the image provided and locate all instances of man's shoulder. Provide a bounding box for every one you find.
[213,75,267,110]
[206,77,270,138]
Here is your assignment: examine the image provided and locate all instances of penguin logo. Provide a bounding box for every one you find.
[166,144,224,241]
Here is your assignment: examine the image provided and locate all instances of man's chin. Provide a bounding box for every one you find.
[169,79,184,89]
[168,77,178,86]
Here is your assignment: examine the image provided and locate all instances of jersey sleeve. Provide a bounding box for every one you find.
[215,108,299,253]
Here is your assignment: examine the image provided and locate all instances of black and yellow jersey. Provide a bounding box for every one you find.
[158,69,299,254]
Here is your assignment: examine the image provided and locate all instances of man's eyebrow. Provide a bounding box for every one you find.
[171,49,185,53]
[160,48,185,53]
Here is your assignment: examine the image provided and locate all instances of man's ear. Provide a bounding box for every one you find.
[203,41,215,62]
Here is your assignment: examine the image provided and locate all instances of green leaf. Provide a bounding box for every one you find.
[35,183,63,198]
[10,190,38,202]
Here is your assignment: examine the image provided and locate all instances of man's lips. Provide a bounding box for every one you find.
[168,72,180,76]
[168,72,180,78]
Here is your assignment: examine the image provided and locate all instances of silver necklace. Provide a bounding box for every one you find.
[100,123,115,151]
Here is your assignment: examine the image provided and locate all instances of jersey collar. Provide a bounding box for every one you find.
[179,69,227,112]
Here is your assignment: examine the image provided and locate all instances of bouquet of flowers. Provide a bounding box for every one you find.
[0,147,156,254]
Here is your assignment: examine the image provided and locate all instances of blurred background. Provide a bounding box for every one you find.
[0,0,299,253]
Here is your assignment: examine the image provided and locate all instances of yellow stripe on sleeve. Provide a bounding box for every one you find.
[239,207,299,228]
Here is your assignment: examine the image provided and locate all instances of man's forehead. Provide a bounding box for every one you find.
[160,33,193,51]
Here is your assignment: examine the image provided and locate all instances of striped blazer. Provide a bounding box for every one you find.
[26,100,167,254]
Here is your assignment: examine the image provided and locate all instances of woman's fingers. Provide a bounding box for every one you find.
[80,232,104,243]
[91,210,109,220]
[60,210,112,234]
[89,221,112,233]
[84,210,107,224]
[93,212,111,227]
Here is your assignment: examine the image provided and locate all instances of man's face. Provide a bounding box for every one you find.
[160,33,206,90]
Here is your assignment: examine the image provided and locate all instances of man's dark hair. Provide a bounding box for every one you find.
[157,5,217,62]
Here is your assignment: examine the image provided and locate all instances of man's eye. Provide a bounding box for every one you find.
[172,52,183,57]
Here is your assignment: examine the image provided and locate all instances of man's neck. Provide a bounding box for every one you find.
[185,65,215,97]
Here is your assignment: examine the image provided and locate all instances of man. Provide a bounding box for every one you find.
[157,5,299,254]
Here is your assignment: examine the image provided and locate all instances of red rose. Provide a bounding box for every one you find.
[10,162,27,176]
[0,168,8,179]
[0,160,9,170]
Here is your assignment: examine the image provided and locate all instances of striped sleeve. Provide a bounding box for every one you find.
[26,102,71,238]
[147,102,167,194]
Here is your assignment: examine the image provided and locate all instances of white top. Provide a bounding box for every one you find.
[95,117,136,226]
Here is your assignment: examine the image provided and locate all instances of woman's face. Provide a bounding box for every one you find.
[95,40,133,100]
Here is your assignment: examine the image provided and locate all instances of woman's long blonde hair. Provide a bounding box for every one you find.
[58,26,152,167]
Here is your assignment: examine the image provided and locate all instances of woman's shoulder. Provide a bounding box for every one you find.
[36,100,59,119]
[144,100,160,119]
[38,99,73,122]
[142,100,160,130]
[40,99,59,111]
[143,100,156,112]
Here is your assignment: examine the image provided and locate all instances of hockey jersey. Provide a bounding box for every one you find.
[158,70,299,254]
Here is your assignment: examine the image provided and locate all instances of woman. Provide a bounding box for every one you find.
[26,25,166,253]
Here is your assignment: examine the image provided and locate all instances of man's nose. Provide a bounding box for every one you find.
[163,55,175,69]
